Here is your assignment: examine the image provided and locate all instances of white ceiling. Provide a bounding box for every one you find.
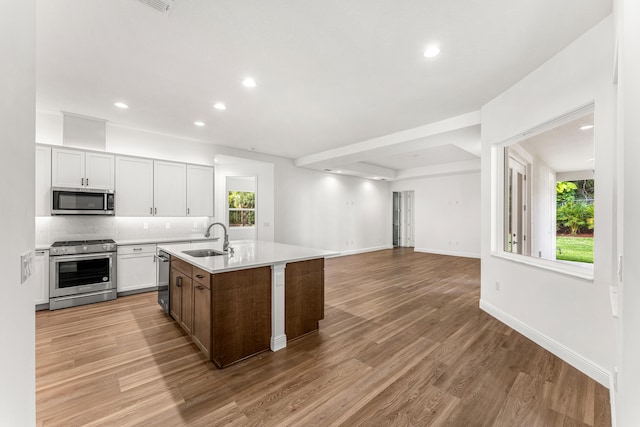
[524,113,595,173]
[35,0,611,179]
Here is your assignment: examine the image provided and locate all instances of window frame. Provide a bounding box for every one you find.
[227,190,256,228]
[490,104,595,281]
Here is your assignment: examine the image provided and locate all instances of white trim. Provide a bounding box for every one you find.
[414,247,480,259]
[609,373,617,427]
[330,245,394,257]
[270,263,287,352]
[480,299,610,387]
[491,251,594,281]
[270,335,287,352]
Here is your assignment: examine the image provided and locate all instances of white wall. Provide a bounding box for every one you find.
[532,161,556,261]
[480,16,616,386]
[35,111,392,253]
[391,172,481,258]
[274,161,391,253]
[616,0,640,424]
[0,0,36,424]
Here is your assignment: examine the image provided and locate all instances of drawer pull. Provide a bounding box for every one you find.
[176,277,182,287]
[196,285,205,290]
[196,274,204,279]
[133,248,143,251]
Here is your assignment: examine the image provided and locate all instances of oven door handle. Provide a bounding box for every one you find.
[50,252,114,263]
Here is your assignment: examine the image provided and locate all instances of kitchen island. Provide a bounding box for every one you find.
[157,240,336,368]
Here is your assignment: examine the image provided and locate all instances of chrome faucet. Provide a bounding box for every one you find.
[204,222,229,252]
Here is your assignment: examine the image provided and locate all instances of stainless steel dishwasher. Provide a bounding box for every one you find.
[156,250,170,314]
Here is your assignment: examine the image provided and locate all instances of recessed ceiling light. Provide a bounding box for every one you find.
[336,170,343,174]
[248,147,256,151]
[580,124,594,130]
[114,102,129,109]
[214,103,227,110]
[242,77,257,88]
[423,45,441,58]
[194,121,205,127]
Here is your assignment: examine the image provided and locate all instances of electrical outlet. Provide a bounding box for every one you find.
[165,223,171,229]
[495,281,501,291]
[21,250,34,284]
[143,222,149,230]
[193,222,198,228]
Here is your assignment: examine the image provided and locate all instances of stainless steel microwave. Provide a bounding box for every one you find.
[51,187,115,215]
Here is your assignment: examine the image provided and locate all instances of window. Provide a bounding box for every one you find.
[228,191,255,227]
[495,105,595,275]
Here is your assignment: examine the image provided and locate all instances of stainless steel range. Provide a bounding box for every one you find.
[49,239,117,310]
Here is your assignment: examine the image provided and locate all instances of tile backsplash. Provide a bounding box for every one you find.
[36,216,214,245]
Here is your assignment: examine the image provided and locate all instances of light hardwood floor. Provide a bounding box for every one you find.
[36,248,611,426]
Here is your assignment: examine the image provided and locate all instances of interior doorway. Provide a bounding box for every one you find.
[392,191,415,248]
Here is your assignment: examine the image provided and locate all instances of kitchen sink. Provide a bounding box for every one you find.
[182,249,227,257]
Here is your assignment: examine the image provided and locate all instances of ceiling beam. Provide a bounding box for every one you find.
[295,110,481,168]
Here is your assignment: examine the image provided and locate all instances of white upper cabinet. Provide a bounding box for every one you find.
[115,156,154,216]
[35,146,51,216]
[154,160,186,216]
[85,152,115,190]
[51,148,84,188]
[187,164,214,217]
[51,147,114,190]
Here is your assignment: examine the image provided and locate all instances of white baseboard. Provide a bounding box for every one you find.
[271,334,287,351]
[414,247,481,259]
[480,299,611,387]
[331,245,394,257]
[609,373,617,427]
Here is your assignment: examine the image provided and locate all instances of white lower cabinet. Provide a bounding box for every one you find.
[117,244,157,293]
[35,250,49,307]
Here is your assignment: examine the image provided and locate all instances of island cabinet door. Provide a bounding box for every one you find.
[212,266,272,368]
[170,268,193,335]
[179,276,194,335]
[169,268,183,321]
[192,267,212,358]
[285,258,325,341]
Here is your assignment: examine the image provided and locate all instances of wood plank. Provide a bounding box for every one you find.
[36,248,611,426]
[212,266,271,367]
[285,258,324,340]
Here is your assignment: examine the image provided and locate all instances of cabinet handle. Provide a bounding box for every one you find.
[154,207,157,215]
[196,274,204,279]
[196,285,205,290]
[81,177,84,186]
[86,178,89,186]
[133,248,142,251]
[187,208,190,215]
[176,276,182,287]
[150,207,153,215]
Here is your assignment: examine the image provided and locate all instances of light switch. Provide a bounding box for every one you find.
[21,250,34,284]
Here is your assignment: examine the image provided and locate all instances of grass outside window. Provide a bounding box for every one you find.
[556,236,593,264]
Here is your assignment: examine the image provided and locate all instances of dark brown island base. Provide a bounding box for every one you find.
[158,241,334,368]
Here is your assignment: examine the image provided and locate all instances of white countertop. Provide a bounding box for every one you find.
[116,236,220,246]
[35,236,220,251]
[157,240,337,273]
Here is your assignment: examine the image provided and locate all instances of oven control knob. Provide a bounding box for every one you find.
[102,244,109,250]
[83,246,88,251]
[51,248,57,254]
